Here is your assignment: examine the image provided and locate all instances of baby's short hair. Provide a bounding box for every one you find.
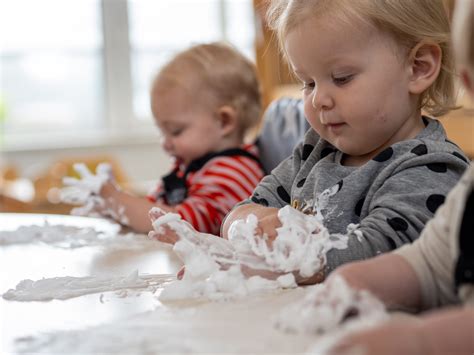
[151,42,262,134]
[267,0,456,116]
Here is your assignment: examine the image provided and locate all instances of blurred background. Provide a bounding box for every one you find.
[0,0,472,214]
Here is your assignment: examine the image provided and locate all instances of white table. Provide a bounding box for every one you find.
[0,213,326,354]
[0,213,183,353]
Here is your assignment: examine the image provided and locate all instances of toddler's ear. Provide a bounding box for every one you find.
[407,42,442,95]
[216,105,238,136]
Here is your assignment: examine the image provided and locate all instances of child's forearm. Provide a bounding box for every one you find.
[331,253,423,312]
[101,186,175,234]
[418,307,474,355]
[106,190,157,233]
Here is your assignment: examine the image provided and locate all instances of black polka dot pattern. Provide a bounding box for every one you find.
[427,162,447,173]
[453,151,468,163]
[251,195,269,206]
[411,144,427,156]
[386,238,397,250]
[320,147,334,159]
[426,194,445,213]
[387,217,409,232]
[277,186,291,204]
[302,144,314,160]
[296,178,306,188]
[355,197,365,217]
[373,147,394,162]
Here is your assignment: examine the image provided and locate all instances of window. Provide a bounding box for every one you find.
[0,0,103,141]
[0,0,256,149]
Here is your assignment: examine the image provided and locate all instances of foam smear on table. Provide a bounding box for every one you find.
[2,270,174,301]
[152,204,349,301]
[0,222,156,250]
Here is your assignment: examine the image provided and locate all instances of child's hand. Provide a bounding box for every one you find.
[61,163,113,205]
[325,319,423,355]
[61,163,117,218]
[254,209,282,244]
[148,207,180,244]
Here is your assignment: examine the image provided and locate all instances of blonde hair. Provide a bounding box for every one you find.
[151,42,262,134]
[267,0,457,116]
[452,0,474,80]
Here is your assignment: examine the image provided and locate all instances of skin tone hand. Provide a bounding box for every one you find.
[221,203,281,242]
[327,307,474,355]
[99,181,175,234]
[148,207,180,244]
[327,318,426,355]
[329,253,422,312]
[222,203,326,285]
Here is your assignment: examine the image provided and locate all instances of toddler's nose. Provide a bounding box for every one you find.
[160,135,173,153]
[311,87,333,111]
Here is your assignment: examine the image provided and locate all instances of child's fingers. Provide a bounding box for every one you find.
[149,207,166,222]
[177,266,186,280]
[96,163,113,179]
[62,176,81,187]
[73,163,93,179]
[148,228,179,244]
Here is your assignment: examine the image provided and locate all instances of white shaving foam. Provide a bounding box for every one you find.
[0,223,156,250]
[151,204,348,301]
[2,270,174,301]
[60,162,130,224]
[274,275,388,335]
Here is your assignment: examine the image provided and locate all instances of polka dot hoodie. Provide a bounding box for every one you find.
[245,117,469,273]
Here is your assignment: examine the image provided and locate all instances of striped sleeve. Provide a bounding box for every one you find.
[174,152,264,235]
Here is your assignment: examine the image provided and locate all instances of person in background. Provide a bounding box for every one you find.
[257,97,309,174]
[317,0,474,354]
[221,0,469,284]
[98,42,265,235]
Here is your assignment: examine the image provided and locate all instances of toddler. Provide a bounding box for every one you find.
[316,0,474,353]
[222,0,469,283]
[98,43,265,234]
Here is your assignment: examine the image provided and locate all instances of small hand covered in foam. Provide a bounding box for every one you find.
[228,206,348,278]
[148,207,181,244]
[149,207,236,265]
[149,207,298,301]
[60,163,113,217]
[274,275,388,335]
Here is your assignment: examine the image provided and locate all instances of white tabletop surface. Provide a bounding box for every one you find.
[0,213,320,354]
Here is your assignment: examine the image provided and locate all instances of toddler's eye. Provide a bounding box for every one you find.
[170,128,184,136]
[332,74,353,85]
[301,81,316,92]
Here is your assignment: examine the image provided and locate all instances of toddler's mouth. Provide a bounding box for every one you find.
[326,122,346,133]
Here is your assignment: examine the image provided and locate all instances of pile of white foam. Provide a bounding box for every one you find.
[60,163,129,225]
[274,275,388,335]
[273,275,388,355]
[151,205,349,301]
